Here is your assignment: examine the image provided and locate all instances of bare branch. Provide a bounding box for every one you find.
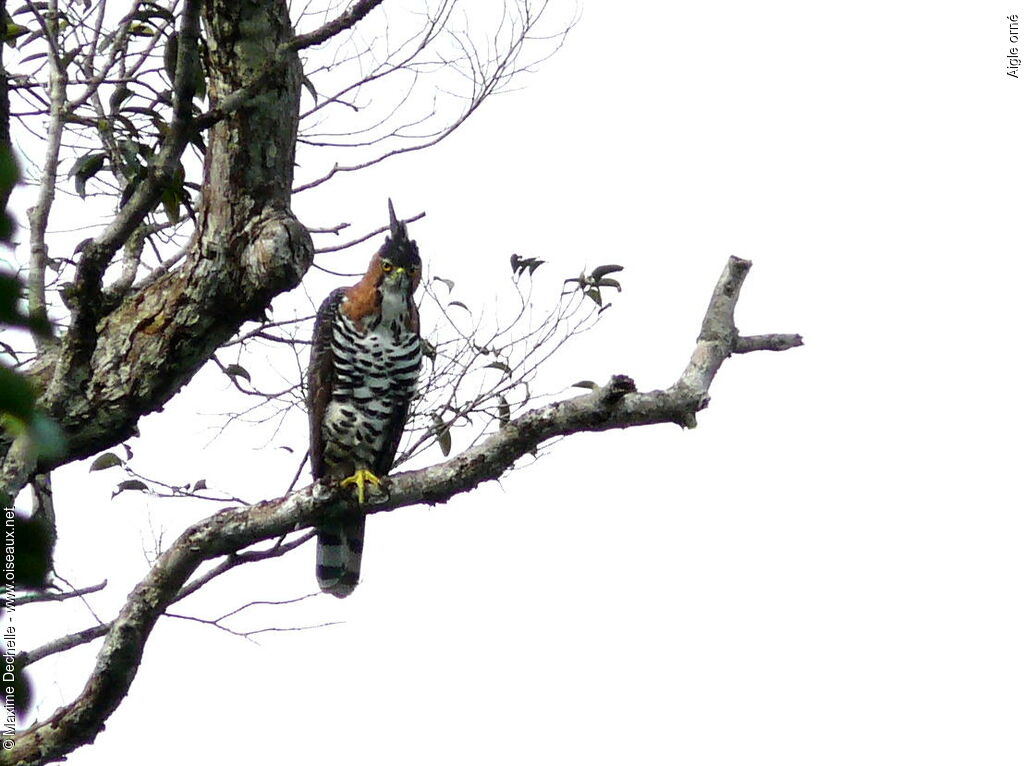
[735,334,805,353]
[25,0,67,349]
[9,257,800,765]
[65,0,202,303]
[16,532,316,672]
[290,0,573,179]
[14,580,107,607]
[314,211,426,254]
[15,622,112,669]
[165,594,342,641]
[190,0,386,134]
[306,221,351,234]
[285,0,386,52]
[173,530,316,602]
[40,0,205,440]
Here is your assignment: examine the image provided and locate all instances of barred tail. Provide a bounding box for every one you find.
[316,512,366,598]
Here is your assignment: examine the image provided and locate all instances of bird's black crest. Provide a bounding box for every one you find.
[384,199,420,268]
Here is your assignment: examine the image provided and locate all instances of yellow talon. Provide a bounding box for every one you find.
[340,468,382,504]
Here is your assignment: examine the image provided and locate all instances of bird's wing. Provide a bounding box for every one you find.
[374,399,411,476]
[308,288,346,480]
[375,303,420,474]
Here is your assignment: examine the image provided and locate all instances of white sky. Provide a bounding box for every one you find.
[16,2,1024,765]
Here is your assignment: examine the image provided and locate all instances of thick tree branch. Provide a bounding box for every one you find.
[286,0,385,52]
[9,256,800,766]
[0,0,314,497]
[735,333,804,353]
[15,533,315,672]
[191,0,386,134]
[1,0,564,501]
[56,0,202,328]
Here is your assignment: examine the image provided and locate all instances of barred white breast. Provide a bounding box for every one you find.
[321,290,422,473]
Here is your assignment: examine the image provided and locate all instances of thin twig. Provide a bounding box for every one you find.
[314,211,426,254]
[14,580,107,607]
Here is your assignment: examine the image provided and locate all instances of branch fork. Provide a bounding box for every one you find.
[10,256,801,765]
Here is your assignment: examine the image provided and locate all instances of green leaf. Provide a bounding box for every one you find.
[0,364,36,422]
[0,211,13,242]
[126,4,174,24]
[223,363,250,383]
[127,22,156,37]
[431,414,451,457]
[108,84,132,112]
[590,264,624,280]
[447,300,470,314]
[0,145,15,243]
[10,3,49,17]
[189,130,207,156]
[112,479,149,498]
[497,396,510,426]
[163,31,177,80]
[0,272,50,336]
[163,29,206,100]
[117,139,144,176]
[301,74,318,104]
[194,478,207,491]
[119,105,165,122]
[0,273,22,324]
[483,361,512,377]
[510,253,544,277]
[3,22,29,45]
[119,176,139,209]
[16,26,44,49]
[595,278,622,291]
[571,380,597,390]
[192,65,207,102]
[68,152,105,198]
[161,184,181,223]
[585,288,603,306]
[0,142,21,199]
[90,452,124,471]
[432,276,455,291]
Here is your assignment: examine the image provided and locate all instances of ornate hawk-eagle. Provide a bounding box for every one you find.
[307,201,423,597]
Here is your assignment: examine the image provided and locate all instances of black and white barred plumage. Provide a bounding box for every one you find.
[308,201,422,598]
[319,291,422,472]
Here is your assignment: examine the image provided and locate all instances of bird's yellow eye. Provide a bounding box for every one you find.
[381,260,394,273]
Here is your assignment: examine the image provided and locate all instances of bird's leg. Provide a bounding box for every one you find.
[340,468,383,504]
